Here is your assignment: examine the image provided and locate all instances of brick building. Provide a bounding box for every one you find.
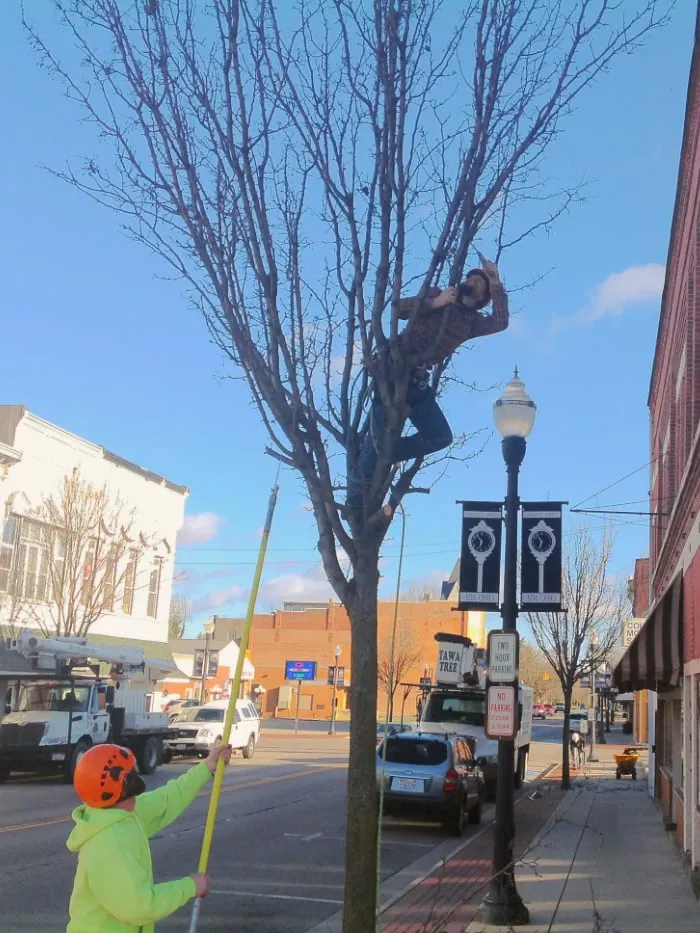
[615,9,700,871]
[215,599,486,721]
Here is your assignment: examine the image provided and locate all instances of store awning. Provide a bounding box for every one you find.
[613,574,683,693]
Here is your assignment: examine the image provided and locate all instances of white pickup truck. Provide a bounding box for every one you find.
[0,632,173,781]
[419,633,533,797]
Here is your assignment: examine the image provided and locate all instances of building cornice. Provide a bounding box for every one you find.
[0,441,22,479]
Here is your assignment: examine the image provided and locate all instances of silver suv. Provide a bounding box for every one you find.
[377,731,484,836]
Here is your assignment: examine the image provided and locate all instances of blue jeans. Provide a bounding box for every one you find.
[347,380,453,506]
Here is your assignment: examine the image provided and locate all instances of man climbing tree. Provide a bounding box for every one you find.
[347,255,506,512]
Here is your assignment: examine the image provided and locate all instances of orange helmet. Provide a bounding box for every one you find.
[74,744,138,809]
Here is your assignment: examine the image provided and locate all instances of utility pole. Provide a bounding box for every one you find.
[198,618,217,704]
[329,644,342,735]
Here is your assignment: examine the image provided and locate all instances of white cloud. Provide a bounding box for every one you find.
[259,555,350,608]
[177,512,226,546]
[585,264,665,322]
[192,583,246,614]
[552,263,665,331]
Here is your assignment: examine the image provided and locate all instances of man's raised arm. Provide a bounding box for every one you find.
[468,257,508,338]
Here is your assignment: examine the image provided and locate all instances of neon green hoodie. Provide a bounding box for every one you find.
[66,761,212,933]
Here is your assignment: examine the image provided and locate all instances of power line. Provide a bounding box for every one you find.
[571,459,656,511]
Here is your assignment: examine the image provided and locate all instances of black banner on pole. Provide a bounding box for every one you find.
[458,501,503,610]
[520,502,563,611]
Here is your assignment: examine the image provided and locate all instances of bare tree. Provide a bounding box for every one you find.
[168,574,192,639]
[26,2,665,926]
[400,583,443,602]
[378,620,422,720]
[528,528,624,789]
[22,469,141,639]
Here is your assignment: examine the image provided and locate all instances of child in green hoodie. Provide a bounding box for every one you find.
[66,741,232,933]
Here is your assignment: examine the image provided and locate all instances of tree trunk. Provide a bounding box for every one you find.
[343,552,380,933]
[561,688,572,790]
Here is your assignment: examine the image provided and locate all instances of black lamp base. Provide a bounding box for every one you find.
[475,877,530,926]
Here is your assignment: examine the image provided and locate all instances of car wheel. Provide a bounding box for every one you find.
[0,761,10,783]
[242,734,256,760]
[139,737,160,775]
[446,797,466,837]
[514,750,528,789]
[161,747,173,765]
[468,796,482,825]
[67,739,92,782]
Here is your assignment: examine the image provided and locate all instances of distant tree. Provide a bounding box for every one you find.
[400,583,444,602]
[518,640,557,701]
[168,595,191,639]
[378,621,422,721]
[528,528,624,789]
[168,570,191,639]
[1,469,142,639]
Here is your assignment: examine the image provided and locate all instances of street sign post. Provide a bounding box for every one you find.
[485,684,517,739]
[487,631,518,683]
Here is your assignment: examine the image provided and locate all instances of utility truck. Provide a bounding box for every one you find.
[418,633,533,798]
[0,631,174,782]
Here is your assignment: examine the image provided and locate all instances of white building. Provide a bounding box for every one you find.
[0,406,188,651]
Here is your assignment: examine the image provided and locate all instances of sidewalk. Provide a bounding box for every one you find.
[465,746,700,933]
[378,773,565,933]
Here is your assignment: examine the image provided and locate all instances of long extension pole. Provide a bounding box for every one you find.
[188,479,280,933]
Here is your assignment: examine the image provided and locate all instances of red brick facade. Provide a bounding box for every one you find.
[646,7,700,869]
[216,601,482,720]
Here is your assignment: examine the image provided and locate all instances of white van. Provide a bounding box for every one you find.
[164,698,261,761]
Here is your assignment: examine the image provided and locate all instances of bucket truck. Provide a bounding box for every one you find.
[0,631,174,782]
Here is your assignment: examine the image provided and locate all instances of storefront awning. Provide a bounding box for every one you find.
[613,574,683,693]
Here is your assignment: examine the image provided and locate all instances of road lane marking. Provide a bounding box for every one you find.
[0,766,340,835]
[211,890,343,905]
[0,815,72,835]
[283,831,324,842]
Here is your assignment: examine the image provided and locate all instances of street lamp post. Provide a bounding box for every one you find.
[199,619,216,704]
[477,369,536,927]
[329,644,342,735]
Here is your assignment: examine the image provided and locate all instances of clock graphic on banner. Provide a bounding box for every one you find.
[467,520,496,594]
[527,520,556,594]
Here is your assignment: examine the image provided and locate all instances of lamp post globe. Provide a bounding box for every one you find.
[493,367,537,440]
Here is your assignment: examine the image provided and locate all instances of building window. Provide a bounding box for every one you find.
[17,519,51,601]
[81,539,97,608]
[0,516,17,592]
[147,557,163,619]
[122,550,138,615]
[103,545,117,613]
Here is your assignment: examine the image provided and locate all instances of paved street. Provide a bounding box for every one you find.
[0,725,564,933]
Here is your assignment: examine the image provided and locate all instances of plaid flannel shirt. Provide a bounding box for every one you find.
[397,283,509,366]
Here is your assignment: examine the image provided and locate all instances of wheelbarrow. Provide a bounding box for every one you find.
[614,748,639,780]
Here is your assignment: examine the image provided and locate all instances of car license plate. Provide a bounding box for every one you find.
[51,753,66,761]
[392,777,423,793]
[174,744,187,750]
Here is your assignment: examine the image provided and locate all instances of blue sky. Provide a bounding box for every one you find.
[0,4,694,633]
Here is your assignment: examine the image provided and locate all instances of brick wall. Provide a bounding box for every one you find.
[648,35,700,651]
[236,600,473,718]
